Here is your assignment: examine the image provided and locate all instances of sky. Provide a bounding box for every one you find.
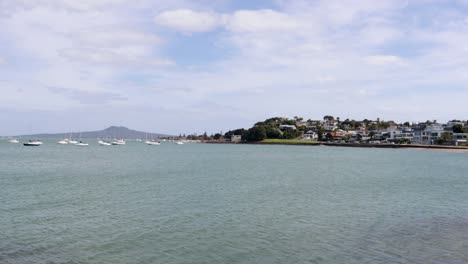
[1,0,468,135]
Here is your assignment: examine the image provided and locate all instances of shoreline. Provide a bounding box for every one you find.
[205,141,468,152]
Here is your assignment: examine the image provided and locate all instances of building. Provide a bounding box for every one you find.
[323,120,338,131]
[412,124,446,144]
[231,135,242,143]
[302,130,318,140]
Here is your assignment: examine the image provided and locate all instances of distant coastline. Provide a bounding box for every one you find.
[205,140,468,152]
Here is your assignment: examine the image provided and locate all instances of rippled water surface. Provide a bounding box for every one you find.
[1,141,468,263]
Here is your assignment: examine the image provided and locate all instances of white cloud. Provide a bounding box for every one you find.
[154,9,299,33]
[226,10,298,32]
[154,9,222,33]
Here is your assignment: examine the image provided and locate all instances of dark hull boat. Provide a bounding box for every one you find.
[23,140,43,146]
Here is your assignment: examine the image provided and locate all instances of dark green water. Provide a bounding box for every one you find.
[1,140,468,263]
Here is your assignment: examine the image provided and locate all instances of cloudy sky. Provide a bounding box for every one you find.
[1,0,468,135]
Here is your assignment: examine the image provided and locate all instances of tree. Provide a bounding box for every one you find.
[453,124,463,133]
[323,115,334,121]
[245,126,267,142]
[442,132,452,142]
[224,129,247,139]
[282,129,301,139]
[213,133,222,140]
[293,116,303,122]
[265,126,282,138]
[317,126,324,141]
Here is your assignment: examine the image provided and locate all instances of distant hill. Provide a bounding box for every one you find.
[18,126,172,139]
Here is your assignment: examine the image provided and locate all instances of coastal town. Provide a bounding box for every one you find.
[210,116,468,146]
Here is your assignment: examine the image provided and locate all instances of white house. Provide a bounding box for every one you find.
[323,120,338,131]
[412,124,446,144]
[302,130,318,140]
[231,135,242,143]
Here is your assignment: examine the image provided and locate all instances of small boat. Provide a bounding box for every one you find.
[111,139,126,145]
[146,140,160,145]
[136,139,142,142]
[57,139,69,144]
[175,141,184,145]
[9,139,19,143]
[24,140,43,146]
[98,140,112,146]
[75,141,89,146]
[68,140,78,144]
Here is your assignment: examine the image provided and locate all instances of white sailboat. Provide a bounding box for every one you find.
[147,140,161,145]
[98,140,112,146]
[68,133,78,144]
[145,133,160,145]
[57,139,69,144]
[9,138,19,143]
[74,133,88,146]
[111,139,126,145]
[75,141,89,146]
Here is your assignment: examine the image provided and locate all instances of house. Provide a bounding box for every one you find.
[412,124,446,144]
[302,130,318,140]
[452,133,468,145]
[323,119,338,131]
[231,135,242,143]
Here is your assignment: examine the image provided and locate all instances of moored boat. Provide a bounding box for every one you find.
[75,141,89,146]
[98,140,112,146]
[111,139,126,145]
[57,139,69,144]
[23,140,43,146]
[146,140,160,145]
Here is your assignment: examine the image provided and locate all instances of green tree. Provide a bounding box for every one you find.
[246,126,267,142]
[453,124,463,133]
[443,132,452,142]
[265,126,282,139]
[317,126,324,141]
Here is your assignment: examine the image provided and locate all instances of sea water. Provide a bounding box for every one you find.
[1,141,468,263]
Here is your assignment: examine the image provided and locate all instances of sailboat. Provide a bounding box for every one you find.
[98,140,112,146]
[9,138,19,143]
[75,133,88,146]
[75,141,89,146]
[111,139,126,145]
[57,139,69,144]
[145,133,160,145]
[68,132,78,144]
[147,140,160,145]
